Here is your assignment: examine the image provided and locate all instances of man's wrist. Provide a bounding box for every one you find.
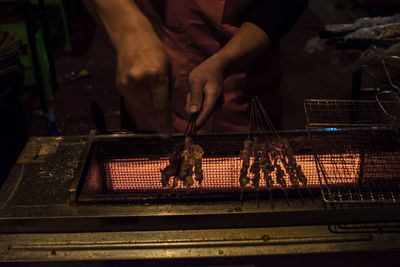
[112,28,162,54]
[85,0,159,53]
[213,22,271,74]
[108,17,160,50]
[210,51,230,73]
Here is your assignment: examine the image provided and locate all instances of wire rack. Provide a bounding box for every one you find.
[305,99,400,205]
[79,133,324,206]
[304,99,399,127]
[99,154,319,194]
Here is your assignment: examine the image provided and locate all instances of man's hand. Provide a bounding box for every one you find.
[186,54,225,129]
[83,0,172,135]
[186,22,271,130]
[116,37,172,134]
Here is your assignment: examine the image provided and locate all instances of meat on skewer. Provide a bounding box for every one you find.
[161,136,205,188]
[268,140,281,166]
[259,143,275,187]
[161,165,175,187]
[239,168,250,187]
[239,139,253,187]
[191,144,204,184]
[282,159,299,188]
[275,165,287,188]
[260,143,274,169]
[287,166,299,187]
[183,168,194,187]
[172,176,180,188]
[265,173,274,187]
[160,144,182,187]
[241,139,253,170]
[295,165,307,186]
[250,155,261,188]
[250,138,261,188]
[179,137,195,187]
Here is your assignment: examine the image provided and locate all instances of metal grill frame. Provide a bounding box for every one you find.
[305,99,400,205]
[69,131,322,204]
[100,155,320,193]
[3,134,400,235]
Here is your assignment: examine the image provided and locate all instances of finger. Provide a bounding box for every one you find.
[185,92,191,115]
[195,82,221,129]
[151,75,170,109]
[125,70,172,135]
[189,79,205,114]
[151,78,172,133]
[123,73,154,109]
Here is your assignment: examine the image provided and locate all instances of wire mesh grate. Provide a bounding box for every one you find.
[100,154,320,194]
[304,99,400,127]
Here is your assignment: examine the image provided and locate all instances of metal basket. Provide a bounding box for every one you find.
[305,99,400,205]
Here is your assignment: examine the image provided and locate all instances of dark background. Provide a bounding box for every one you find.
[1,0,400,184]
[7,0,399,136]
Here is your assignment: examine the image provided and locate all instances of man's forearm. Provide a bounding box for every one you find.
[82,0,159,51]
[215,22,272,73]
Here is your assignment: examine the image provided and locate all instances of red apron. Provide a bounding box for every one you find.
[132,0,282,133]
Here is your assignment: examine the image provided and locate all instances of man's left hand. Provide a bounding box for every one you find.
[186,54,225,129]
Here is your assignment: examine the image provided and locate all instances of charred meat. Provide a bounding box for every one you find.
[295,164,307,186]
[240,139,253,170]
[161,136,205,188]
[275,164,287,188]
[191,144,204,184]
[239,139,253,187]
[239,168,250,187]
[250,155,261,188]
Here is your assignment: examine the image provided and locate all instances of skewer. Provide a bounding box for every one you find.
[307,187,315,202]
[264,172,274,209]
[184,114,198,138]
[240,188,244,206]
[256,96,315,207]
[255,96,280,139]
[268,187,273,210]
[256,95,290,205]
[247,96,316,208]
[250,98,265,208]
[256,188,260,208]
[297,187,305,205]
[247,99,255,140]
[282,187,290,206]
[248,97,273,207]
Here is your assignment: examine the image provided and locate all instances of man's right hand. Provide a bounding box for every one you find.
[83,0,172,136]
[116,36,172,135]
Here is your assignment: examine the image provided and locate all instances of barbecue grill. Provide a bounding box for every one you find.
[1,99,400,264]
[73,131,321,205]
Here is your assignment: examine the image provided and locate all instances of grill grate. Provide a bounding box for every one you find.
[304,99,400,127]
[80,134,328,203]
[305,99,400,205]
[101,154,320,194]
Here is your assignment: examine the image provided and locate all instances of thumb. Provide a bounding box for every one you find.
[189,79,204,114]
